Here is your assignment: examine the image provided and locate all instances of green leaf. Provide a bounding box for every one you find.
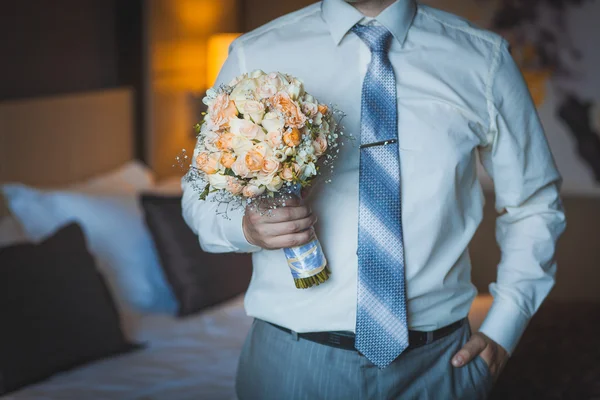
[223,168,237,177]
[199,183,210,200]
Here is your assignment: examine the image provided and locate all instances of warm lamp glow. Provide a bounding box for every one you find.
[207,33,241,88]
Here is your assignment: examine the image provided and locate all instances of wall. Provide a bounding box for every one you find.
[242,0,316,30]
[149,0,240,177]
[0,0,118,101]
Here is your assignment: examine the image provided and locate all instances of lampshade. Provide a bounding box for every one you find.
[206,33,242,88]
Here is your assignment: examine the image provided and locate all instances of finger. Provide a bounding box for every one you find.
[259,215,317,237]
[265,229,316,249]
[263,206,312,223]
[452,333,487,367]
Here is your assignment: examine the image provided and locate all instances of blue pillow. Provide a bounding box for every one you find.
[2,184,177,314]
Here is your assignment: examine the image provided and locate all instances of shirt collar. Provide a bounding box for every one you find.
[322,0,417,46]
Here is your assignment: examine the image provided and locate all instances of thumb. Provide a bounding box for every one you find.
[452,333,487,368]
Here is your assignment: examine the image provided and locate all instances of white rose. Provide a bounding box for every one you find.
[303,162,317,179]
[208,173,229,190]
[287,78,304,100]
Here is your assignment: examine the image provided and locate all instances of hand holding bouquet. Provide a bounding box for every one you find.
[185,69,345,289]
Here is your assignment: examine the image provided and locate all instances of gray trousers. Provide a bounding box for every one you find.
[235,318,493,400]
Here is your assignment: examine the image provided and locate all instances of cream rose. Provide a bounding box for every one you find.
[208,173,228,190]
[231,155,252,178]
[240,100,266,124]
[280,165,295,181]
[230,118,262,140]
[266,131,283,148]
[231,135,253,155]
[266,175,284,192]
[302,101,318,118]
[287,78,304,100]
[242,184,265,198]
[230,78,258,111]
[261,112,285,133]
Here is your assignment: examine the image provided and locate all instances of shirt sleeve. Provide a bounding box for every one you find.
[476,39,567,354]
[181,40,261,254]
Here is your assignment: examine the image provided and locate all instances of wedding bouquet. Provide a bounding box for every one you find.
[184,69,346,289]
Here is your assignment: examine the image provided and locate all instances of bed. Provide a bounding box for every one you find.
[2,88,599,400]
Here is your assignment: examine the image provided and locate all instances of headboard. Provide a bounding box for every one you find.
[0,88,135,216]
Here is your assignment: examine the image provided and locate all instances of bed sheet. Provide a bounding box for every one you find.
[2,295,252,400]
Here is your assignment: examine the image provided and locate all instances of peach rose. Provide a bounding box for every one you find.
[245,149,264,172]
[280,165,295,181]
[269,91,307,128]
[209,93,238,128]
[231,155,251,178]
[242,184,265,198]
[215,132,234,151]
[283,127,302,147]
[266,131,283,148]
[262,156,281,175]
[196,151,219,174]
[313,134,328,156]
[226,176,244,195]
[221,151,237,168]
[318,104,329,115]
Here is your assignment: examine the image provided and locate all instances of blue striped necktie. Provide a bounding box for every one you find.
[352,24,409,369]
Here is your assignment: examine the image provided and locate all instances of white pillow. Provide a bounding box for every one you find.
[0,216,28,247]
[70,160,155,194]
[2,184,177,315]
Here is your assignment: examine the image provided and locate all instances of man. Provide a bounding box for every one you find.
[182,0,566,398]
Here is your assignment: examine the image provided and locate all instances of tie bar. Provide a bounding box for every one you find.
[359,139,398,149]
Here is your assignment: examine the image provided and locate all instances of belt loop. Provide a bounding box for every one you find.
[426,331,434,344]
[290,330,299,341]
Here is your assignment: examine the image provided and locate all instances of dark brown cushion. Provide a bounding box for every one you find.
[140,195,252,317]
[0,223,140,395]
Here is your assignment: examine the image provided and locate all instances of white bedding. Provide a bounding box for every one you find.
[2,295,253,400]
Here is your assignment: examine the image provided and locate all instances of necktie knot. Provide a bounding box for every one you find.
[351,25,393,54]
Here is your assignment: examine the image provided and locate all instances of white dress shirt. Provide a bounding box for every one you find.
[181,0,566,355]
